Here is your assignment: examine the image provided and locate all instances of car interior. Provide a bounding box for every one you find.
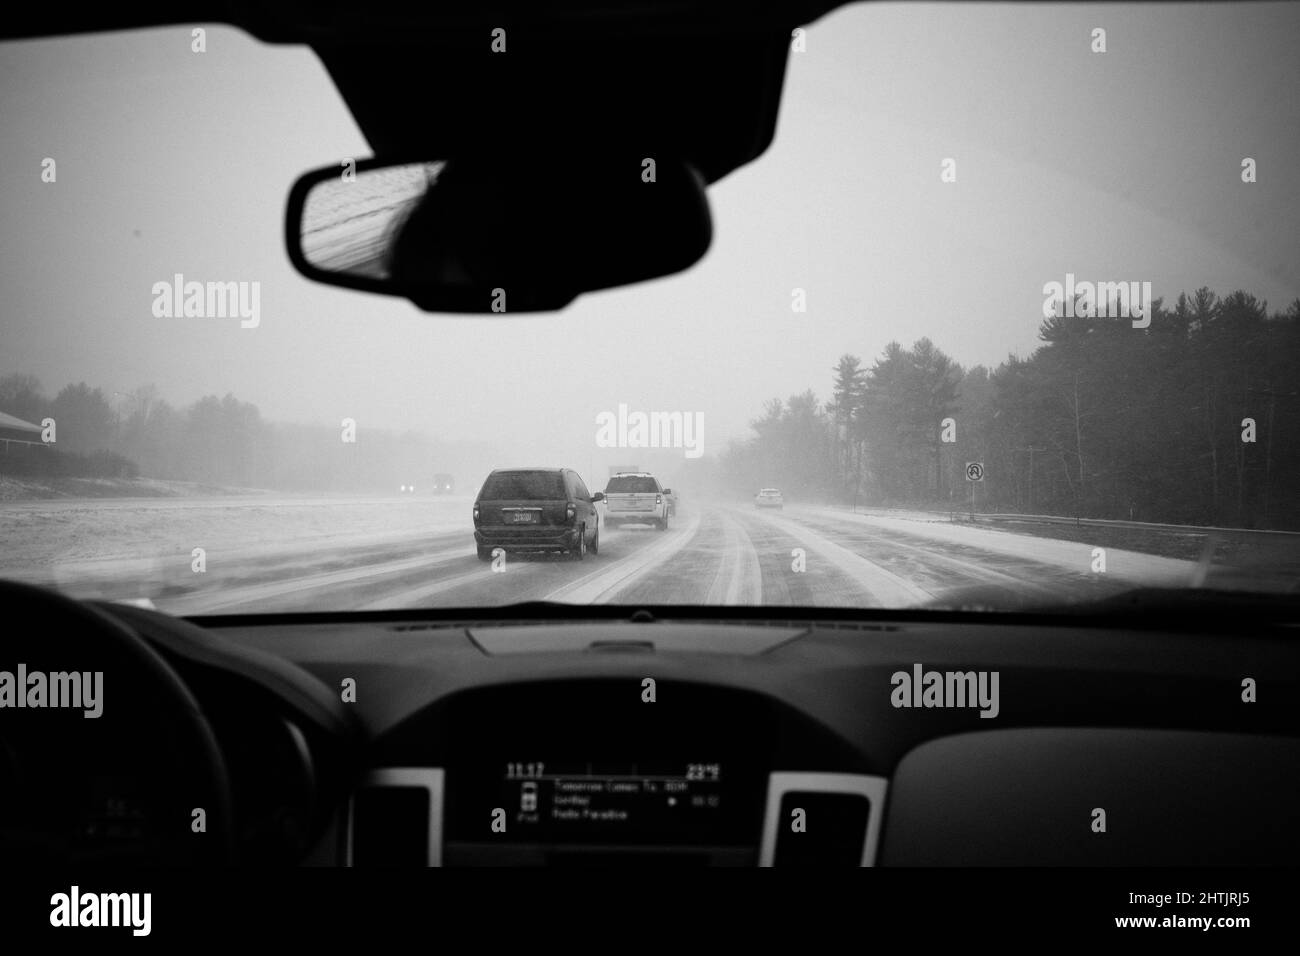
[2,1,1298,933]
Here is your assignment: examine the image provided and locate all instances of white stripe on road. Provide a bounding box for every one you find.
[163,544,475,614]
[544,511,702,604]
[705,510,763,605]
[777,506,1061,600]
[803,506,1198,587]
[356,561,494,611]
[740,506,934,606]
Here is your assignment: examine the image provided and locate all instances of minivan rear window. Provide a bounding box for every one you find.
[479,472,566,500]
[607,476,658,493]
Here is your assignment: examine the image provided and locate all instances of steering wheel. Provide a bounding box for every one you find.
[0,579,234,865]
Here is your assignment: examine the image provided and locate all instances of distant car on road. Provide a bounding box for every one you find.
[754,488,784,509]
[473,467,603,561]
[604,472,670,530]
[433,473,455,494]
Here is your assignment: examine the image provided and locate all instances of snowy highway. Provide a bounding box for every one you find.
[0,495,1197,614]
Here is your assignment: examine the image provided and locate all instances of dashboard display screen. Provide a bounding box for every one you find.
[435,681,786,849]
[464,760,739,845]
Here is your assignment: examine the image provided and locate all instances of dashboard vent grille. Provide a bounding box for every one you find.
[759,773,888,867]
[348,769,444,867]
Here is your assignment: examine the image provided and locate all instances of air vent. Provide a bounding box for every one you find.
[348,768,444,866]
[758,773,887,867]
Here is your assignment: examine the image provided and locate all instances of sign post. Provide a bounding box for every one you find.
[965,461,984,519]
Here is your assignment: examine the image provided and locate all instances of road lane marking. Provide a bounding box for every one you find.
[827,507,1198,587]
[163,544,475,614]
[356,563,497,610]
[705,510,763,605]
[786,506,1117,597]
[739,506,933,606]
[544,512,701,604]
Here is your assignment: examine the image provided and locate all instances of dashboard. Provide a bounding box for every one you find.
[15,598,1300,868]
[352,678,874,866]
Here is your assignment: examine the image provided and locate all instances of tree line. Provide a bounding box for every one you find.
[0,375,483,493]
[718,288,1300,530]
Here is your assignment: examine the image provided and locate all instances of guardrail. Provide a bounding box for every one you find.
[968,512,1300,538]
[833,503,1300,538]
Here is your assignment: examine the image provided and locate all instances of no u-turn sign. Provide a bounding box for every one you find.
[966,462,985,482]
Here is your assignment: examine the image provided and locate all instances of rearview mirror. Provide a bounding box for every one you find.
[286,155,712,313]
[592,492,606,502]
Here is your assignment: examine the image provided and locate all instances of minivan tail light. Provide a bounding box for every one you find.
[472,504,480,522]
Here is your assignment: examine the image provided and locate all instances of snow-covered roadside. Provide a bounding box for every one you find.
[794,505,1199,587]
[0,495,473,584]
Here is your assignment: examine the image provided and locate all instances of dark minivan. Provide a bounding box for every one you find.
[473,467,604,561]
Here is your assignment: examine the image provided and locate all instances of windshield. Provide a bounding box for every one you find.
[479,472,566,500]
[607,477,659,494]
[2,4,1298,614]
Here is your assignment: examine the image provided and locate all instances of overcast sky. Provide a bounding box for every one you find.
[2,2,1298,467]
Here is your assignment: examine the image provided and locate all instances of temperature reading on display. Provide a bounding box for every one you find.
[685,763,721,782]
[505,762,546,779]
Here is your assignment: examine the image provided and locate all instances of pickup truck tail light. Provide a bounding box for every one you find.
[566,503,576,521]
[655,494,663,505]
[472,504,480,522]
